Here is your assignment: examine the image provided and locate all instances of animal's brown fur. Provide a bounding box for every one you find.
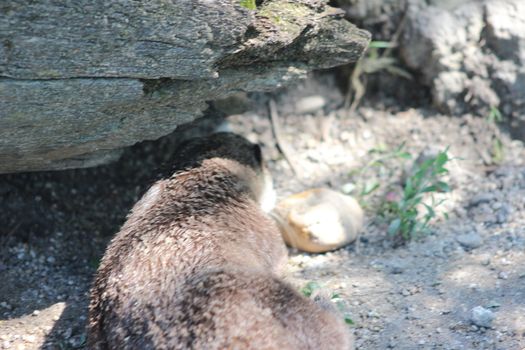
[87,133,352,349]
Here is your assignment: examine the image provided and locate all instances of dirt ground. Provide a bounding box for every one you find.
[1,73,525,350]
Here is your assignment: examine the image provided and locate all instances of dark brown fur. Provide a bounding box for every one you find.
[88,133,352,349]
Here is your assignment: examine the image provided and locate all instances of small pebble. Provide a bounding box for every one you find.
[340,131,352,142]
[341,183,356,195]
[294,95,326,114]
[470,306,495,328]
[469,193,494,206]
[387,259,406,275]
[390,265,404,274]
[491,202,502,210]
[368,310,380,318]
[496,204,511,224]
[486,300,501,308]
[498,271,508,280]
[31,310,40,316]
[456,232,483,249]
[22,335,35,343]
[500,258,511,265]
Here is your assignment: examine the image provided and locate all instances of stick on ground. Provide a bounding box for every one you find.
[268,99,301,176]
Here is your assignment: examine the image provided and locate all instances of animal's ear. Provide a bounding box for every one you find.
[253,144,263,164]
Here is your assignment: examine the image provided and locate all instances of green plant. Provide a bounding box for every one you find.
[239,0,256,10]
[491,137,504,164]
[363,142,412,173]
[300,281,321,297]
[347,142,412,206]
[300,281,354,326]
[384,149,451,241]
[345,37,413,113]
[330,294,355,326]
[487,106,503,123]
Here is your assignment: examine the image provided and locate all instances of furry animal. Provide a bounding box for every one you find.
[88,133,352,349]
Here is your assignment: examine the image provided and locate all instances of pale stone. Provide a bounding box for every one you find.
[271,188,364,253]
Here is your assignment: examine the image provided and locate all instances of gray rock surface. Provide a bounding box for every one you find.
[0,0,370,173]
[400,0,525,135]
[336,0,525,139]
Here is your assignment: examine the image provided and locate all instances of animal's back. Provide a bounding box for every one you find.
[87,133,352,349]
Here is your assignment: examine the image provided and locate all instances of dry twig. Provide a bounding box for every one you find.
[268,99,300,176]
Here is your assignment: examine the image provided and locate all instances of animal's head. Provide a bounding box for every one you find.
[171,133,276,211]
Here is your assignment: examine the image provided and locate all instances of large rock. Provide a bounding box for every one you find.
[0,0,370,173]
[336,0,525,139]
[400,0,525,130]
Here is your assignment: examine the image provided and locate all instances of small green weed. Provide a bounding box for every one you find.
[383,149,451,242]
[239,0,257,10]
[300,281,321,297]
[487,106,503,124]
[491,137,504,164]
[345,38,412,113]
[347,142,411,207]
[300,281,355,326]
[331,294,355,326]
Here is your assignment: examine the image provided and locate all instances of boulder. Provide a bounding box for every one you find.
[336,0,525,139]
[0,0,370,173]
[400,0,525,135]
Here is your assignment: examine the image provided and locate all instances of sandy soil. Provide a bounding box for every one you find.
[1,75,524,350]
